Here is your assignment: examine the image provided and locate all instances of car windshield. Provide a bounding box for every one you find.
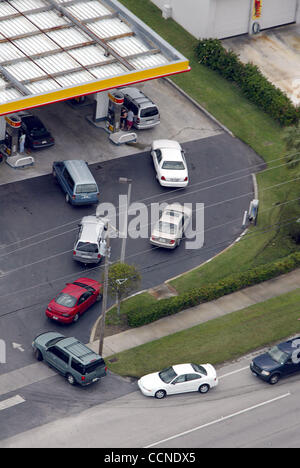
[76,242,98,253]
[159,366,177,383]
[162,161,185,170]
[55,293,77,308]
[141,107,158,118]
[268,346,289,365]
[158,222,177,235]
[75,184,98,194]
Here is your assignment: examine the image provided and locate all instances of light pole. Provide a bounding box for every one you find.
[119,177,132,264]
[98,231,111,357]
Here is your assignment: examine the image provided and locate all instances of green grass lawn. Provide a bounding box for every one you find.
[107,288,300,378]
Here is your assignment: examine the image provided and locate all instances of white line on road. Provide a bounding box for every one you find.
[0,395,25,411]
[219,366,250,379]
[145,392,291,448]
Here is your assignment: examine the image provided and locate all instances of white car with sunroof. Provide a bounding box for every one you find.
[150,203,192,249]
[151,139,189,187]
[138,363,218,399]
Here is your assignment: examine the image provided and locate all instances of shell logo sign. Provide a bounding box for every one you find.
[253,0,262,19]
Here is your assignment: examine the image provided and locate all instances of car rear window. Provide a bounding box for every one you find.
[71,358,105,375]
[75,184,97,194]
[162,161,185,170]
[76,242,98,253]
[140,107,159,118]
[73,282,95,292]
[55,293,77,308]
[158,222,177,235]
[191,363,207,375]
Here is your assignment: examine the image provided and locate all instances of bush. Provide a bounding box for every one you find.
[194,39,299,127]
[127,252,300,327]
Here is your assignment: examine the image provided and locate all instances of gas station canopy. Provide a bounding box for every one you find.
[0,0,190,116]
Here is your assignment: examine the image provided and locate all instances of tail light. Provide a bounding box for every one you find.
[136,118,140,124]
[105,366,108,372]
[72,195,76,200]
[184,177,188,181]
[81,376,85,381]
[161,176,166,181]
[169,240,175,245]
[73,250,76,255]
[97,254,101,259]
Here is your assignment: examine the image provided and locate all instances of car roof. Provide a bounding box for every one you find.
[79,216,106,243]
[64,160,97,186]
[57,337,101,363]
[172,363,194,375]
[61,282,89,299]
[278,337,300,353]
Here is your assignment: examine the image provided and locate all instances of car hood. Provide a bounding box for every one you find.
[34,331,64,348]
[140,372,167,390]
[253,353,281,372]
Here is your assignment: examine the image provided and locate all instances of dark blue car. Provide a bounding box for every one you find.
[250,337,300,385]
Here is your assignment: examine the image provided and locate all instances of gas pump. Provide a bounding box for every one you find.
[106,90,124,133]
[4,114,21,157]
[0,114,34,168]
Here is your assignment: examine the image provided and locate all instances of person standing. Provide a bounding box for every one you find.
[19,132,26,154]
[126,109,134,131]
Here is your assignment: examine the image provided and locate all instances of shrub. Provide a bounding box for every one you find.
[127,252,300,327]
[194,39,299,127]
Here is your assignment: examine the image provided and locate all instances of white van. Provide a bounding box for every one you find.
[121,87,160,130]
[73,216,108,264]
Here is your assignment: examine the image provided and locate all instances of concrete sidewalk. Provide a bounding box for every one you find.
[89,268,300,357]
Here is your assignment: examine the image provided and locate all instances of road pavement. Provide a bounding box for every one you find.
[1,352,299,448]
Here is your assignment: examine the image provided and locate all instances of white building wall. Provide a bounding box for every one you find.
[151,0,300,38]
[151,0,213,39]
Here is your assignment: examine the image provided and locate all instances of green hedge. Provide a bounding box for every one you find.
[194,39,299,127]
[127,252,300,327]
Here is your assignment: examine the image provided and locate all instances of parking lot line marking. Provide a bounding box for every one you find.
[0,395,25,411]
[219,366,250,379]
[145,393,291,448]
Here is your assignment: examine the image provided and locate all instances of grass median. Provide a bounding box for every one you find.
[107,288,300,378]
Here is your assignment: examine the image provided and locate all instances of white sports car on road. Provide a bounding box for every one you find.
[138,363,218,399]
[150,203,192,249]
[151,139,189,187]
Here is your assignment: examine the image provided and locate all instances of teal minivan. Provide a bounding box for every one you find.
[53,160,100,205]
[32,331,107,386]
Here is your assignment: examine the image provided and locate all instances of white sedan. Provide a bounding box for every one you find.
[138,363,218,399]
[150,203,192,249]
[151,139,189,187]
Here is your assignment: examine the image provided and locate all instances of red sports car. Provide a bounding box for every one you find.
[46,278,102,324]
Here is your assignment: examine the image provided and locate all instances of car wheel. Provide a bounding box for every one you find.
[199,384,210,394]
[65,193,70,203]
[73,313,80,323]
[269,374,280,385]
[34,349,43,361]
[155,389,166,399]
[66,374,76,386]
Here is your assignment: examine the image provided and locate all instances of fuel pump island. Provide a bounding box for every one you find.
[0,114,34,169]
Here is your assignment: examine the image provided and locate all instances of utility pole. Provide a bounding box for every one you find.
[119,177,132,264]
[98,231,110,356]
